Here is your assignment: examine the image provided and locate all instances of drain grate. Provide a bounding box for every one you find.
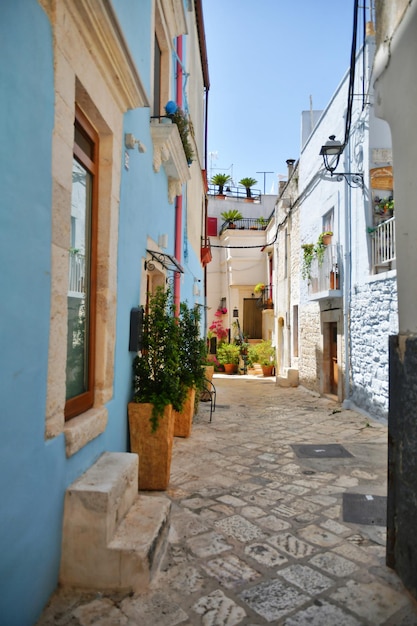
[215,404,230,409]
[291,444,353,458]
[343,493,387,526]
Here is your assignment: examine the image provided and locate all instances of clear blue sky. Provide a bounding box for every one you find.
[203,1,358,194]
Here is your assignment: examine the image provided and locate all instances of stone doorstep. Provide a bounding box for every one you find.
[60,452,172,593]
[108,495,171,591]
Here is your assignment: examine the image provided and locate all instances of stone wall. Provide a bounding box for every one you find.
[350,275,398,419]
[299,304,322,393]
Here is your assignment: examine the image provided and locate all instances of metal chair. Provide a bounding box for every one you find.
[200,378,216,422]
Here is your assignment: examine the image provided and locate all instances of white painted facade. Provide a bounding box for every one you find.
[281,28,398,418]
[206,192,276,344]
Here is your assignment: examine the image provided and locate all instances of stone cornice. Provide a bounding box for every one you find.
[158,0,188,40]
[64,0,149,111]
[151,122,191,203]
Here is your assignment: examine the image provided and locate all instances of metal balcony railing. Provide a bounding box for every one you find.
[256,284,274,310]
[309,244,342,296]
[68,251,85,296]
[219,217,270,235]
[371,216,395,271]
[208,183,262,201]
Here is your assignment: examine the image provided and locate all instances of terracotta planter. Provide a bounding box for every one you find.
[224,363,238,375]
[128,403,174,491]
[173,387,196,438]
[261,365,274,377]
[322,234,332,245]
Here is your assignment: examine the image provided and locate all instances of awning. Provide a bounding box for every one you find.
[146,249,184,273]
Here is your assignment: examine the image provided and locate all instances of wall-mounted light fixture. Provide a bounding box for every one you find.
[319,135,363,188]
[125,133,146,153]
[233,307,239,318]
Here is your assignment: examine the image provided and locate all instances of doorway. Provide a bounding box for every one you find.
[322,319,339,397]
[243,298,262,339]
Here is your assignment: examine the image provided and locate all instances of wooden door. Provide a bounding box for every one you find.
[243,298,262,339]
[329,322,338,394]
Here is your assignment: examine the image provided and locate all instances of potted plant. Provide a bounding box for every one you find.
[318,231,333,246]
[128,287,183,490]
[257,216,268,229]
[239,177,258,200]
[220,209,243,229]
[216,342,240,374]
[249,340,276,376]
[374,196,394,215]
[211,173,231,197]
[174,302,206,438]
[165,103,194,165]
[315,231,333,266]
[254,282,265,295]
[301,243,314,281]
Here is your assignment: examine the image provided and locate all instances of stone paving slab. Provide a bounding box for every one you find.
[37,377,417,626]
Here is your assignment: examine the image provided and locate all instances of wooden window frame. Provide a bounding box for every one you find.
[65,106,98,420]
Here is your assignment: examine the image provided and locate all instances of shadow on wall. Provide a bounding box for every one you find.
[350,383,388,422]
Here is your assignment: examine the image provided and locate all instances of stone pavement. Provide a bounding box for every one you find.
[38,375,417,625]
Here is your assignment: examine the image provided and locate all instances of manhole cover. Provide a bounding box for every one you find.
[343,493,387,526]
[291,444,353,458]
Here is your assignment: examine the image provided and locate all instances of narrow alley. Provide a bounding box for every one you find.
[38,376,417,625]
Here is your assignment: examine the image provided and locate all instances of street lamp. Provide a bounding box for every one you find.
[319,135,363,188]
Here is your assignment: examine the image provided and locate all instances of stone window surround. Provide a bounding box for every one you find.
[44,0,147,457]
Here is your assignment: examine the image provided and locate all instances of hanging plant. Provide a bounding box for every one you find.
[301,243,315,280]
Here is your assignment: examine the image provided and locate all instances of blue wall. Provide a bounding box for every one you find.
[0,3,68,624]
[0,2,203,623]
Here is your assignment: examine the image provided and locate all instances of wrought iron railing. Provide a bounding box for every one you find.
[309,244,342,295]
[371,216,395,270]
[208,183,261,201]
[219,217,270,235]
[256,284,274,309]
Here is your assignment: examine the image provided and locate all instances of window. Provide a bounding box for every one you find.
[65,108,98,420]
[323,209,334,233]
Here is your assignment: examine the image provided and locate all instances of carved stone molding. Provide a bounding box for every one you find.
[151,122,191,203]
[63,0,149,110]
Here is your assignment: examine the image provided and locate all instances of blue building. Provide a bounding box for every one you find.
[0,1,209,623]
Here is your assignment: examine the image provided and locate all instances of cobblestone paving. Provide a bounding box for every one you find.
[38,376,417,625]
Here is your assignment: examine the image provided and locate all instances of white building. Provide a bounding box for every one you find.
[205,182,276,348]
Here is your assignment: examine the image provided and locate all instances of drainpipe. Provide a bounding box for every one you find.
[174,36,183,315]
[342,143,352,408]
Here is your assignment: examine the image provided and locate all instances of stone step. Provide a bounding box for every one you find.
[108,495,171,591]
[59,452,171,593]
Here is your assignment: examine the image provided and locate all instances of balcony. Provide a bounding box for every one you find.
[219,217,270,235]
[308,244,342,299]
[150,119,191,203]
[208,183,261,202]
[370,216,395,272]
[256,284,274,310]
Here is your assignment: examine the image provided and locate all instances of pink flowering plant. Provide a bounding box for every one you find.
[208,315,229,342]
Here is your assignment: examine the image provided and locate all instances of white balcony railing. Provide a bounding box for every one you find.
[371,216,395,271]
[309,244,342,297]
[68,251,85,296]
